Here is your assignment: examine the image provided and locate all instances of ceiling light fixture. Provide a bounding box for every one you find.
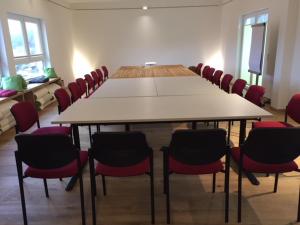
[142,6,148,10]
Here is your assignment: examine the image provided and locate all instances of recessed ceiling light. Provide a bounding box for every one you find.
[142,6,148,10]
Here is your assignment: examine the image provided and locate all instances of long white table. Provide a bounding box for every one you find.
[53,75,272,189]
[91,76,227,98]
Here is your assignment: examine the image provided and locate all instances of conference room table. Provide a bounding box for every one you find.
[53,67,272,190]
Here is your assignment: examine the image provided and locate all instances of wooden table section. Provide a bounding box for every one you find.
[112,65,196,78]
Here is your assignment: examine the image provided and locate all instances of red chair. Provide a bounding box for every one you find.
[76,78,88,98]
[231,79,247,97]
[220,74,233,93]
[84,74,95,95]
[207,67,216,81]
[163,129,230,223]
[15,134,87,225]
[253,93,300,128]
[68,82,81,103]
[10,102,71,135]
[211,70,223,86]
[95,68,104,85]
[231,128,300,223]
[54,88,71,114]
[89,132,155,225]
[245,85,265,107]
[101,66,109,80]
[91,71,100,88]
[195,63,203,75]
[202,65,210,79]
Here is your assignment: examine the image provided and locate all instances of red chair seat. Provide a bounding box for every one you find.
[25,151,88,178]
[95,158,150,177]
[231,147,298,173]
[31,126,71,135]
[253,121,292,128]
[169,156,223,175]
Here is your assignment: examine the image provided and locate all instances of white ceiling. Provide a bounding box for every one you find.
[52,0,230,9]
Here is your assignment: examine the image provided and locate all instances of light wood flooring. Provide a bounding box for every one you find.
[0,102,299,225]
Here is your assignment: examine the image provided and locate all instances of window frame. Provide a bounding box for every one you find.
[7,13,47,80]
[238,10,269,86]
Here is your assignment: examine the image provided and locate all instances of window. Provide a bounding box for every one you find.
[7,14,47,81]
[239,11,268,86]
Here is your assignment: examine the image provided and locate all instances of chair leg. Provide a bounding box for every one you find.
[59,178,63,181]
[238,158,243,223]
[225,151,230,223]
[97,125,100,133]
[89,156,97,225]
[150,165,155,224]
[166,171,170,224]
[79,173,86,225]
[227,121,231,144]
[297,185,300,222]
[212,173,216,193]
[88,126,92,146]
[273,173,279,193]
[16,160,28,225]
[101,175,107,196]
[43,179,49,198]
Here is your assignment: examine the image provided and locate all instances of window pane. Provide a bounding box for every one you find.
[240,25,252,84]
[16,61,44,81]
[8,19,27,57]
[257,14,269,24]
[25,22,42,55]
[244,17,255,25]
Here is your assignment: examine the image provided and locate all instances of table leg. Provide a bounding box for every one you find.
[239,120,260,185]
[65,124,84,191]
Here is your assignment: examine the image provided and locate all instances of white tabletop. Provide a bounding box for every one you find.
[91,77,157,98]
[91,76,225,98]
[53,94,272,125]
[154,76,225,96]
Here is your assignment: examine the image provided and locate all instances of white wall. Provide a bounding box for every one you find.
[220,0,300,109]
[220,0,287,101]
[71,6,222,77]
[0,0,75,83]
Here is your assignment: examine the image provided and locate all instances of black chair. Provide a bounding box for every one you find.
[88,131,155,224]
[162,129,230,223]
[230,127,300,223]
[15,134,87,225]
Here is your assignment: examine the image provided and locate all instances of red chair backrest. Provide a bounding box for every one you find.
[245,85,265,107]
[207,67,215,81]
[220,74,233,93]
[231,79,247,96]
[68,82,81,103]
[84,74,95,91]
[11,102,39,133]
[101,66,109,80]
[211,70,223,86]
[76,78,87,97]
[286,94,300,123]
[202,65,210,78]
[195,63,203,75]
[54,88,71,113]
[91,71,100,86]
[96,69,104,84]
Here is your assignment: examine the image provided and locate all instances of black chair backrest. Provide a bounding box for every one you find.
[169,129,228,165]
[91,132,150,167]
[15,134,77,169]
[242,128,300,164]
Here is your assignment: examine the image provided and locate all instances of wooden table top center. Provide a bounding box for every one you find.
[112,64,197,78]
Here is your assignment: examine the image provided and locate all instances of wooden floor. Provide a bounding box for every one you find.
[0,102,299,225]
